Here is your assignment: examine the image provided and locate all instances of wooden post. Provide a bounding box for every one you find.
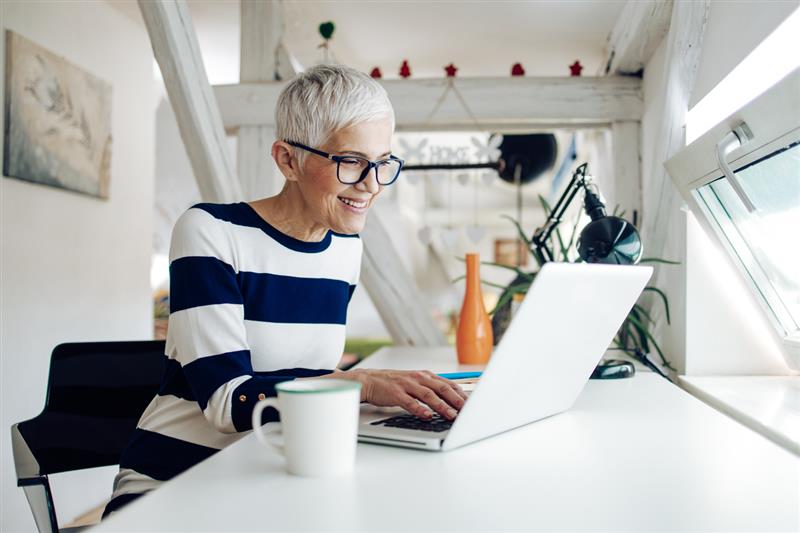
[604,0,675,76]
[640,0,711,374]
[642,0,710,260]
[601,0,675,224]
[238,0,282,200]
[611,120,642,222]
[138,0,241,203]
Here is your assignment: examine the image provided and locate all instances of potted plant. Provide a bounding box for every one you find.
[458,196,677,374]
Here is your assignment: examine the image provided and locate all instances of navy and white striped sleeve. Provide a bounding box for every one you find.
[166,207,333,434]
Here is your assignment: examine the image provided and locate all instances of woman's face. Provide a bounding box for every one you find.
[295,116,394,235]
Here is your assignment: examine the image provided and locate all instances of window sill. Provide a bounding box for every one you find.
[679,375,800,456]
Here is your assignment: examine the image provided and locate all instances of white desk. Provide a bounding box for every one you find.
[96,347,799,532]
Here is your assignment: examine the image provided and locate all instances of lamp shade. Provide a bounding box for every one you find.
[498,134,557,184]
[577,216,642,264]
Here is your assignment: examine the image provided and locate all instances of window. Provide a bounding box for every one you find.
[666,68,800,369]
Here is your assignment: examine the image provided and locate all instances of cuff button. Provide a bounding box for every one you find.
[258,393,266,401]
[238,394,247,402]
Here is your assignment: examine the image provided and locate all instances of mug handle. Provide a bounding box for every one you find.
[251,398,283,455]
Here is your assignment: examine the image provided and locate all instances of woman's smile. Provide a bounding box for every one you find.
[337,195,371,213]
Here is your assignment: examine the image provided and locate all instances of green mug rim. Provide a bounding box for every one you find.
[275,378,362,394]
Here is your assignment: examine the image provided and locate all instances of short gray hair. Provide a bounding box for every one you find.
[275,64,395,167]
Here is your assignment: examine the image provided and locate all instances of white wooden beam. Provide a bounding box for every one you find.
[238,0,281,201]
[360,211,447,347]
[640,0,710,374]
[610,120,642,222]
[604,0,674,76]
[214,76,643,131]
[138,0,241,203]
[643,0,709,259]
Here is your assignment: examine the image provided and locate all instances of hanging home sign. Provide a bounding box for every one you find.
[3,30,112,198]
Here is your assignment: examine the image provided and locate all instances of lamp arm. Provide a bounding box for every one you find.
[402,161,503,172]
[531,163,589,263]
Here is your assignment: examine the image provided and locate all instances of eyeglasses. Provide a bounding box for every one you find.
[286,140,404,186]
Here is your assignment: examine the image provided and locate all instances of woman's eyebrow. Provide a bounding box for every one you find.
[340,150,393,158]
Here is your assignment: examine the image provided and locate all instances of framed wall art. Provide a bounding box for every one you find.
[3,30,112,198]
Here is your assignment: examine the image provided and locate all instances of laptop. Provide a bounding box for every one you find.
[357,262,653,451]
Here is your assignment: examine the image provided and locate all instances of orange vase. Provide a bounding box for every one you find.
[456,253,494,364]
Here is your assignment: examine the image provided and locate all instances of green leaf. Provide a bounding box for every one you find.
[318,21,335,39]
[537,195,571,261]
[489,282,530,315]
[500,215,533,249]
[614,326,631,351]
[564,210,582,254]
[555,227,568,261]
[626,314,675,371]
[625,317,650,354]
[643,286,671,324]
[537,194,553,216]
[640,258,681,265]
[632,303,655,325]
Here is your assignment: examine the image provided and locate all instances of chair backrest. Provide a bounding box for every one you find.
[13,340,166,478]
[12,341,166,532]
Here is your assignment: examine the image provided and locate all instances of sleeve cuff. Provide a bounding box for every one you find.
[230,369,335,432]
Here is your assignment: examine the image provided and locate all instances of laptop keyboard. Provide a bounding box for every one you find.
[370,413,454,433]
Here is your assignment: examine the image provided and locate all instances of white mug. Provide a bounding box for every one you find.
[251,378,362,477]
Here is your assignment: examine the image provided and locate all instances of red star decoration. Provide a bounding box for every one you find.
[370,67,382,79]
[444,63,458,77]
[511,63,525,77]
[569,60,583,77]
[399,60,411,79]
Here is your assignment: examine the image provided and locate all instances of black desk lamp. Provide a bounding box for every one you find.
[532,163,643,379]
[532,163,642,266]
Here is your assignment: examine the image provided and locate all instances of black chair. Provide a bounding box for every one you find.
[11,341,166,533]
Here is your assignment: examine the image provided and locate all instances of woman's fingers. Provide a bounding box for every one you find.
[353,369,471,420]
[428,379,467,410]
[423,371,469,402]
[405,381,460,420]
[398,394,435,419]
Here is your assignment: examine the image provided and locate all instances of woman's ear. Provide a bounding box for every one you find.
[272,141,300,182]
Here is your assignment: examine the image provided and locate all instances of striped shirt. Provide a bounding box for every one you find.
[108,202,362,503]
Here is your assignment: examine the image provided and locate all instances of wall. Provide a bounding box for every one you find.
[640,0,796,375]
[0,1,156,530]
[685,213,788,374]
[690,0,800,109]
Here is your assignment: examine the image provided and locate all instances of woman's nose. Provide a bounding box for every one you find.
[356,168,381,194]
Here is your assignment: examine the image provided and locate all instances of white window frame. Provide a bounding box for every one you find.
[666,68,800,371]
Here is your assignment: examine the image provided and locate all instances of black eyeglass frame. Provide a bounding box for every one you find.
[285,140,405,186]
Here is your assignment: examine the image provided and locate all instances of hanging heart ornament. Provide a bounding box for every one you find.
[428,172,445,185]
[440,227,460,248]
[465,225,487,244]
[417,226,433,245]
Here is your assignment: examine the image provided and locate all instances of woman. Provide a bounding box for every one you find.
[104,65,466,517]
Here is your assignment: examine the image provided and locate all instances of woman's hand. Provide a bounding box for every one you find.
[333,369,468,420]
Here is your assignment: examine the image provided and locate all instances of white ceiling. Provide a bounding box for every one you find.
[112,0,627,84]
